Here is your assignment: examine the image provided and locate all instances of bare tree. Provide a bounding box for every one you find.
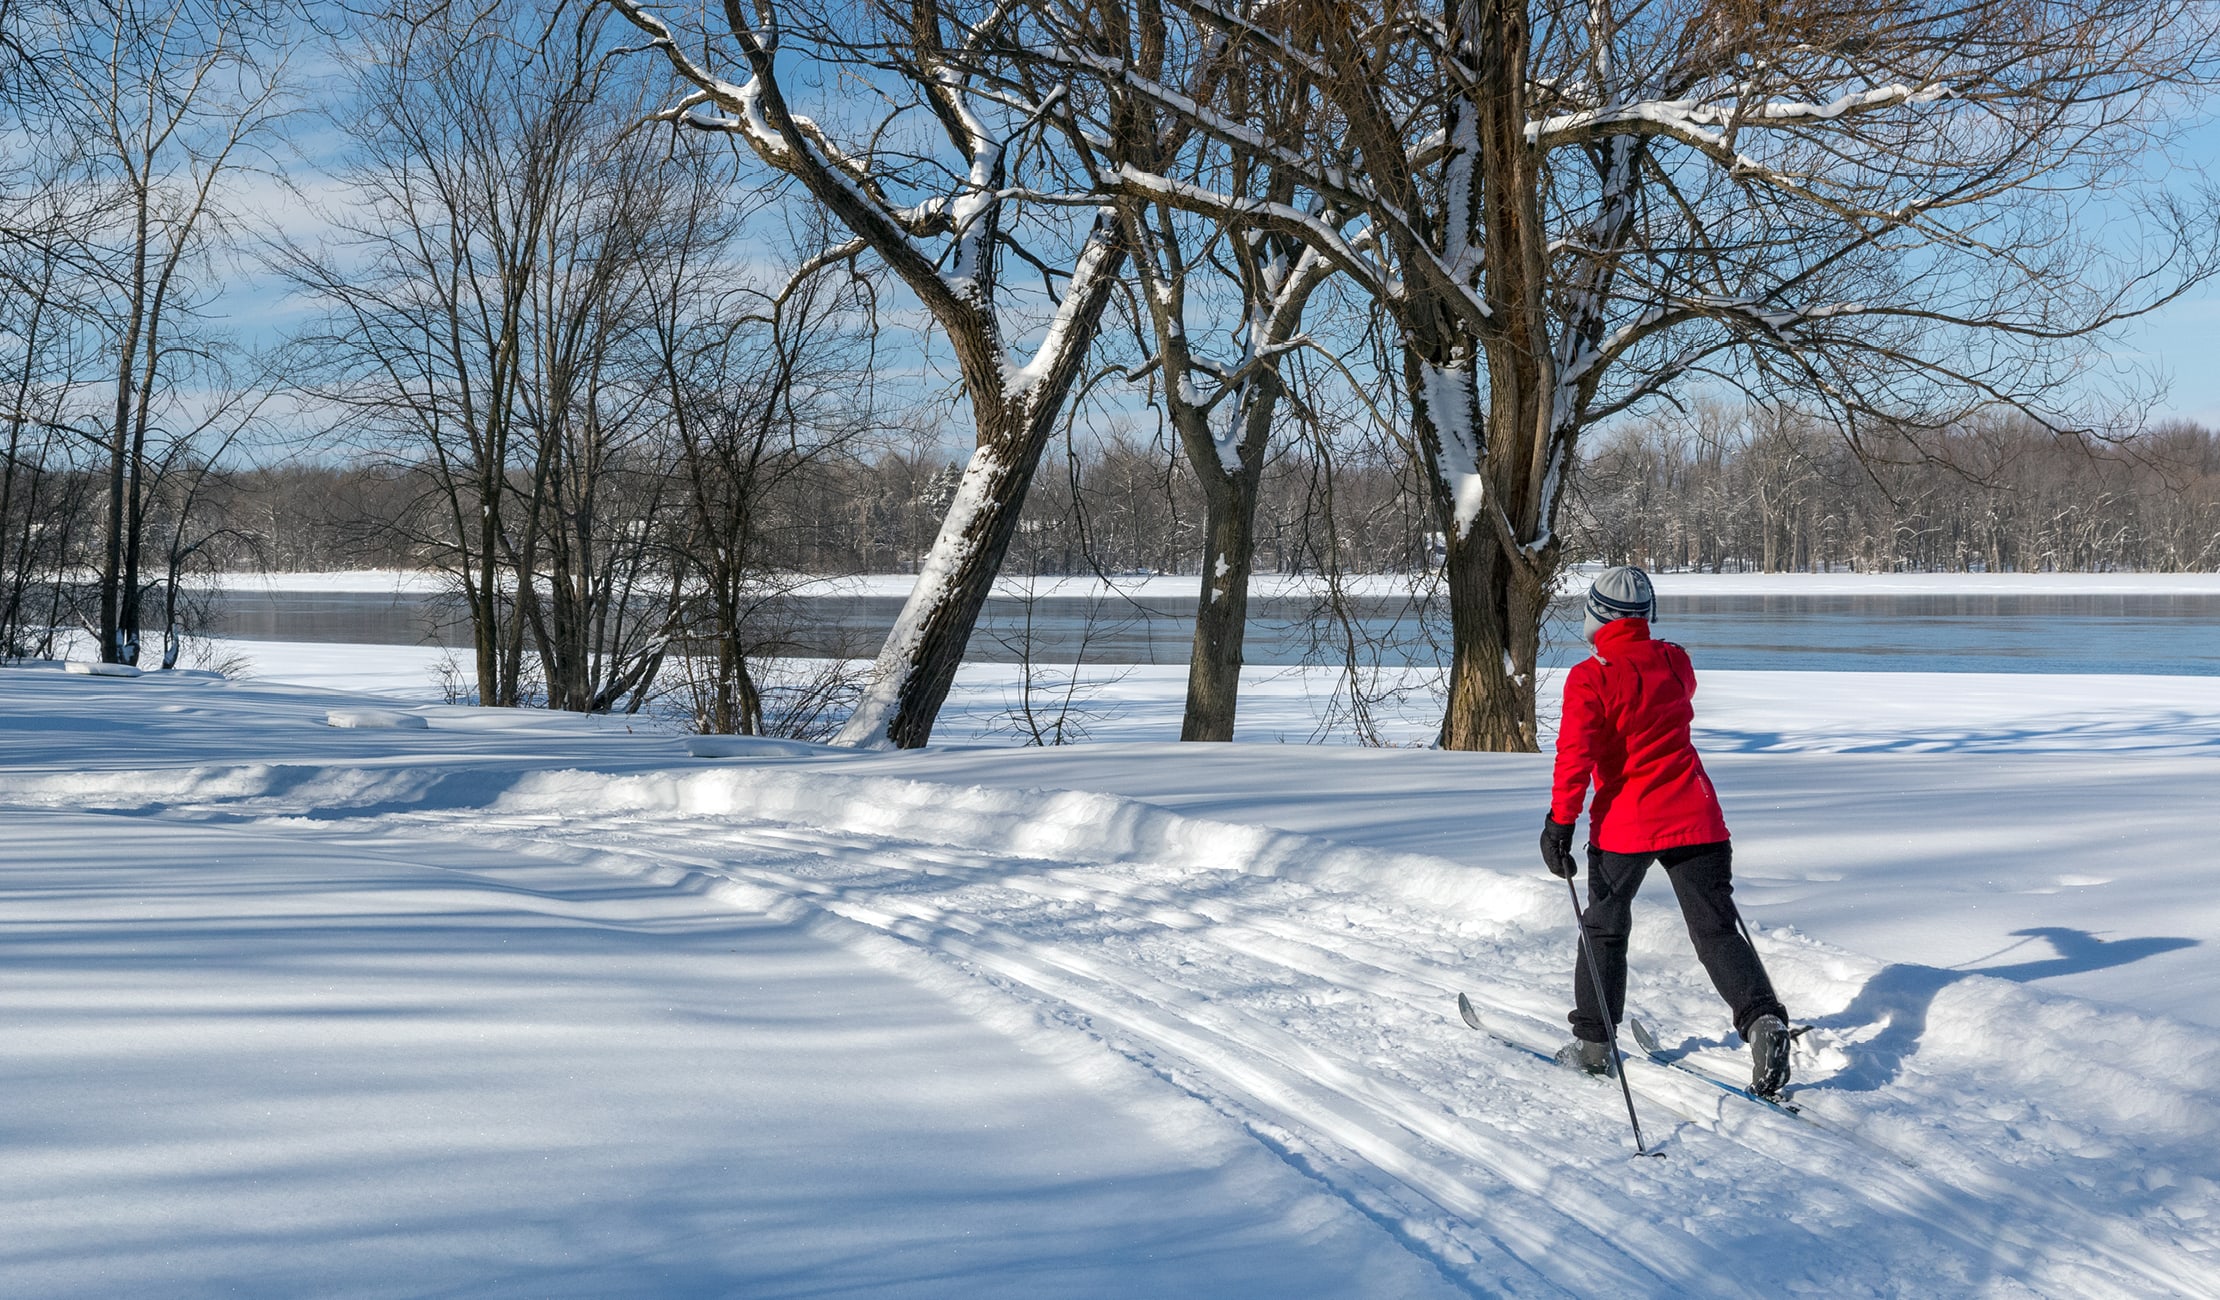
[0,7,98,659]
[0,252,94,659]
[1070,0,2220,749]
[611,0,1139,748]
[285,0,714,709]
[285,0,565,704]
[1078,24,1336,740]
[651,207,882,736]
[505,81,706,715]
[54,0,292,664]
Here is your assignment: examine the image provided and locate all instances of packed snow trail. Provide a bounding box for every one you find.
[50,760,2211,1299]
[1,811,1474,1299]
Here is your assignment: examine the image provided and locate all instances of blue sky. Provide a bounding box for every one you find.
[2120,290,2220,426]
[225,29,2220,450]
[2097,108,2220,429]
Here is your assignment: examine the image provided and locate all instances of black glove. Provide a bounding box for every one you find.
[1540,817,1578,879]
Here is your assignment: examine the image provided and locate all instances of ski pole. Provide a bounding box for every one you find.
[1733,910,1804,1051]
[1566,876,1661,1158]
[1735,911,1760,955]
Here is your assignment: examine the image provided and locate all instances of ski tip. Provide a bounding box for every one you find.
[1455,992,1483,1032]
[1629,1017,1661,1056]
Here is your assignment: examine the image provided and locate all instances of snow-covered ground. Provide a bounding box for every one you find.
[3,651,2217,1296]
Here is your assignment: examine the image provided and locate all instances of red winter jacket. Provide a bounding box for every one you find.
[1550,617,1730,854]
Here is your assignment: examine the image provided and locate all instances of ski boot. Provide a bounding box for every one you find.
[1555,1037,1616,1077]
[1747,1014,1793,1097]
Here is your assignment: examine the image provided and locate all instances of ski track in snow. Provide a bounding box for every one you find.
[39,761,2216,1300]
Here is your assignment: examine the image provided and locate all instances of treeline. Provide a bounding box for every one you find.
[178,436,1428,579]
[172,408,2220,585]
[1575,411,2220,574]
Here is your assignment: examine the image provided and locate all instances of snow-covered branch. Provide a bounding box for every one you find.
[1529,82,1953,152]
[1104,166,1387,301]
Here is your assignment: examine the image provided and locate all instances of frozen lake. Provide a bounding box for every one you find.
[198,588,2220,675]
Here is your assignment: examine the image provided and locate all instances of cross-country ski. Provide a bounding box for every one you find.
[1631,1018,1808,1118]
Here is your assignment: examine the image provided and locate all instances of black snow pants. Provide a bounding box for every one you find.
[1569,840,1787,1044]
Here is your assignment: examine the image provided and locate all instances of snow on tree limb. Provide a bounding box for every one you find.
[832,443,1010,749]
[1417,362,1489,541]
[612,0,1141,748]
[1000,214,1121,400]
[1527,83,1954,153]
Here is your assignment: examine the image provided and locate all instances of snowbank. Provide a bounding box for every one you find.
[63,661,140,677]
[1645,570,2220,596]
[799,569,2220,600]
[190,568,446,594]
[324,707,428,730]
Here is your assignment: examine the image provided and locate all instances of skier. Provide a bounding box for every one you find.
[1543,565,1794,1096]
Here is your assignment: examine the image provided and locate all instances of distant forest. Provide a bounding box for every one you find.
[168,409,2220,581]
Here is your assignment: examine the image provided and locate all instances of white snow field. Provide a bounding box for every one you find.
[3,658,2218,1297]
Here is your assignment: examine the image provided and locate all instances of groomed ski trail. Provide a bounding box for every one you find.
[237,797,2220,1300]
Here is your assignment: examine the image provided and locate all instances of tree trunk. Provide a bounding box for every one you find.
[1180,461,1262,741]
[834,221,1127,749]
[730,648,763,735]
[120,403,148,667]
[101,334,137,664]
[1426,0,1555,753]
[1437,524,1539,751]
[469,597,495,707]
[836,413,1053,749]
[474,506,504,705]
[100,423,126,663]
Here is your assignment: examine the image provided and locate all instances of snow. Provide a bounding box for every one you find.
[1,808,1422,1298]
[324,707,429,729]
[63,660,143,677]
[1417,362,1490,539]
[216,638,459,698]
[4,649,2219,1295]
[833,445,1012,748]
[191,568,446,594]
[997,213,1120,399]
[795,571,1417,599]
[1639,570,2220,596]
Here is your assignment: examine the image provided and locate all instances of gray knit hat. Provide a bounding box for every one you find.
[1582,566,1655,642]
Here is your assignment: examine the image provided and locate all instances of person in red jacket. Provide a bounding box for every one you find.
[1543,566,1793,1096]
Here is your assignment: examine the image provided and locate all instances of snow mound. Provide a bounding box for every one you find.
[0,757,1548,926]
[64,662,140,678]
[685,734,828,759]
[503,765,1553,926]
[324,708,428,730]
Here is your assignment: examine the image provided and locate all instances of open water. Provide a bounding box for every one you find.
[201,587,2220,676]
